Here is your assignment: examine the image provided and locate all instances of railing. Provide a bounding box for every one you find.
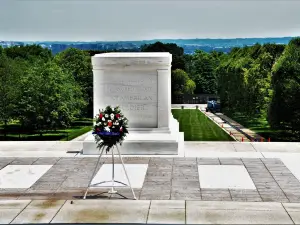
[172,94,219,104]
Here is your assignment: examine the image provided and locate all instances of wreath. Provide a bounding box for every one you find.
[92,106,129,153]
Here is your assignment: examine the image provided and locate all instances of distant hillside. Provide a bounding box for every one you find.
[0,37,296,55]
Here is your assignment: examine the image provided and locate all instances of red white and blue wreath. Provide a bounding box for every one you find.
[93,106,129,153]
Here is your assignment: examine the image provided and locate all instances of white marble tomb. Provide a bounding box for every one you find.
[82,52,183,155]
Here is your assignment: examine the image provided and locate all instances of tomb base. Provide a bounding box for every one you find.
[82,116,183,155]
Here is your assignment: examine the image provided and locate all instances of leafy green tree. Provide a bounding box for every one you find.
[268,38,300,135]
[4,44,52,62]
[0,54,23,136]
[216,43,285,117]
[185,79,196,94]
[140,42,186,70]
[15,60,86,134]
[187,50,217,94]
[171,69,195,95]
[54,48,93,117]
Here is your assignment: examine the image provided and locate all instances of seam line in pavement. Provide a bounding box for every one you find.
[196,158,202,199]
[185,200,187,224]
[251,143,259,152]
[228,187,233,200]
[139,158,149,200]
[232,143,237,152]
[281,202,296,224]
[170,158,174,200]
[10,200,32,223]
[49,200,67,223]
[146,200,152,223]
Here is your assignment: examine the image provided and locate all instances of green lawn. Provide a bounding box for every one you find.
[0,119,93,141]
[228,112,299,142]
[172,109,234,141]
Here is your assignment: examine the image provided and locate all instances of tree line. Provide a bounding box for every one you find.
[0,45,92,136]
[1,38,300,139]
[141,39,300,140]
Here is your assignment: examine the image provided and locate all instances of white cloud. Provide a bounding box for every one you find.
[0,0,300,41]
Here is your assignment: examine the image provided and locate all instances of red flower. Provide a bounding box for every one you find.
[116,114,120,118]
[120,127,123,132]
[99,113,103,119]
[107,121,113,127]
[96,128,100,132]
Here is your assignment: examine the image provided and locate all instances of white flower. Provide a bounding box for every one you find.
[115,121,119,125]
[105,114,109,118]
[104,122,107,126]
[104,126,110,132]
[102,117,105,121]
[108,120,112,122]
[112,108,115,111]
[119,117,122,120]
[110,113,114,120]
[97,122,102,126]
[112,126,115,128]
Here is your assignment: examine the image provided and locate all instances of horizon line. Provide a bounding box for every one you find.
[1,36,299,43]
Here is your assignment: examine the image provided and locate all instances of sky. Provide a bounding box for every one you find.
[1,0,300,41]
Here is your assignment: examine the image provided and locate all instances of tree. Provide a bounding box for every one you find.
[0,54,23,137]
[268,38,300,135]
[188,50,217,94]
[215,43,284,117]
[171,69,195,95]
[140,42,186,70]
[54,48,93,117]
[15,60,86,134]
[185,79,196,94]
[141,42,184,55]
[4,44,52,62]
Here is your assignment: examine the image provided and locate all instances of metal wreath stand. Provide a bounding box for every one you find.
[83,139,136,200]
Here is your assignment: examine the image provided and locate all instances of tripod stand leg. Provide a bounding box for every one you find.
[115,144,137,200]
[83,145,105,200]
[109,146,116,198]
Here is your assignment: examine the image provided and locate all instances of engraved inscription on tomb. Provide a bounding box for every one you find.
[112,96,153,101]
[98,71,158,128]
[105,86,152,93]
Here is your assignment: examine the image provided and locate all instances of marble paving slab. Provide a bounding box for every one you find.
[0,200,31,224]
[187,201,293,224]
[198,165,256,189]
[91,164,148,188]
[0,165,53,189]
[11,200,66,224]
[51,200,150,223]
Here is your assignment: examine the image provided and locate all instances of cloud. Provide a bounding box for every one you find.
[1,0,300,41]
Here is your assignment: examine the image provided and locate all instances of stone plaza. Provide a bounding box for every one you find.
[1,141,300,223]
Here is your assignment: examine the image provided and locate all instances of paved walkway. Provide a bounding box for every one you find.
[216,113,263,141]
[1,199,300,224]
[1,141,300,223]
[1,156,300,203]
[198,107,258,142]
[1,141,300,157]
[202,110,243,141]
